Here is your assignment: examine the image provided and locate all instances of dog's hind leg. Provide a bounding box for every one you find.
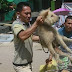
[56,35,72,54]
[47,43,62,63]
[55,48,72,61]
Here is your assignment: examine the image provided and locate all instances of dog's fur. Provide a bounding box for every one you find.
[38,8,72,63]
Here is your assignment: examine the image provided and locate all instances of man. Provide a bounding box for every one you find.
[12,2,43,72]
[58,16,72,53]
[58,16,72,71]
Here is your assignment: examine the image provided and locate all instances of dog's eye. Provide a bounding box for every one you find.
[51,15,53,17]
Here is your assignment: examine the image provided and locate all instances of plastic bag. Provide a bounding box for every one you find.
[39,59,58,72]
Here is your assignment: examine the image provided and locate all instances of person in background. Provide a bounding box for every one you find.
[57,15,72,71]
[58,15,72,53]
[12,2,43,72]
[48,16,72,72]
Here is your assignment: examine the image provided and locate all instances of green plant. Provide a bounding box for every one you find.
[0,0,14,13]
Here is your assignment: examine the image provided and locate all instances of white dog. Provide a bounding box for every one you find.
[38,8,72,63]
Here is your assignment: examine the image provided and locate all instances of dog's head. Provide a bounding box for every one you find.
[39,8,59,25]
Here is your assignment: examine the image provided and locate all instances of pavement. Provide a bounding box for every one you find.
[0,41,49,72]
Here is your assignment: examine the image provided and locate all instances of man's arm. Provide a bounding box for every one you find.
[18,16,43,41]
[32,35,40,41]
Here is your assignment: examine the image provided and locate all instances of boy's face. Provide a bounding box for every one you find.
[64,19,72,32]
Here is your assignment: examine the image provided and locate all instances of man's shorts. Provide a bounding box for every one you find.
[58,56,71,70]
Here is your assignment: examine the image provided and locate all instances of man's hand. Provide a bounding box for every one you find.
[32,35,39,41]
[45,54,52,65]
[35,16,44,25]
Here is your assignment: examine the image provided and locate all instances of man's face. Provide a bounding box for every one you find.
[19,6,31,23]
[64,19,72,32]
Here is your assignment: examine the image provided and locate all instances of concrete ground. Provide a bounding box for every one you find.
[0,42,49,72]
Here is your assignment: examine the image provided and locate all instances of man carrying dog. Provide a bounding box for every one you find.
[12,2,43,72]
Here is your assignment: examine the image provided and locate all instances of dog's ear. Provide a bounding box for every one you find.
[39,9,50,20]
[43,10,48,18]
[43,8,51,18]
[48,8,50,10]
